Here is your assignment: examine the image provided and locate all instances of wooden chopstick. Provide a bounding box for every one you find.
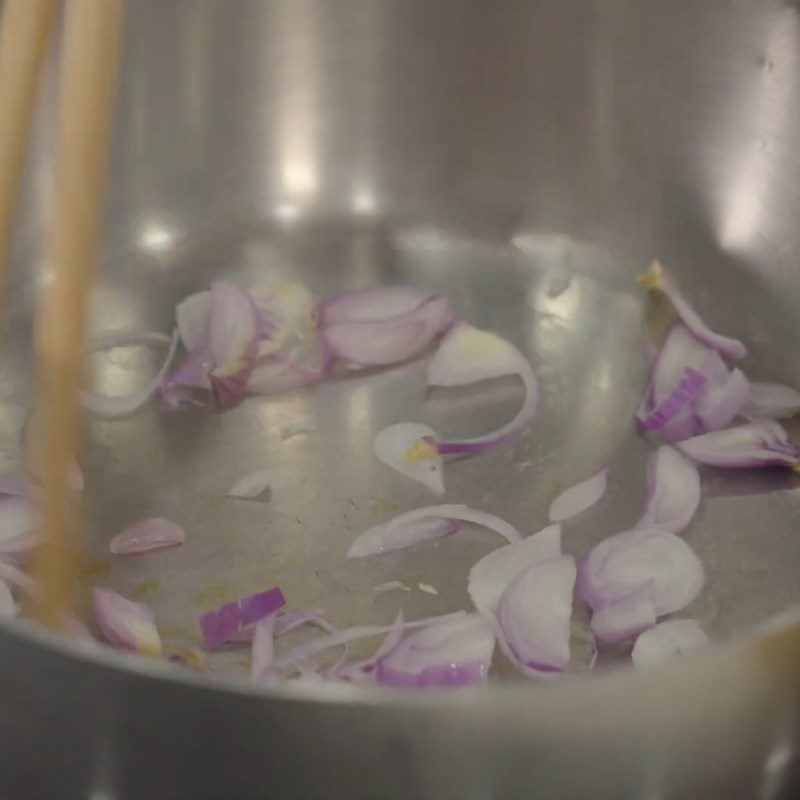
[0,0,56,308]
[30,0,124,628]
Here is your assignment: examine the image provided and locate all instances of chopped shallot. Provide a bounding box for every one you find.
[496,555,576,676]
[109,517,185,555]
[636,446,700,533]
[631,619,709,668]
[676,420,800,468]
[548,468,608,523]
[92,587,162,656]
[348,504,521,559]
[198,586,286,648]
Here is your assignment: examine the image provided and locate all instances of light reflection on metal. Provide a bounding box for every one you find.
[719,15,799,252]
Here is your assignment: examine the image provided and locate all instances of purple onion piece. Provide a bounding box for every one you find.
[695,368,750,431]
[639,368,708,433]
[636,445,701,533]
[266,611,468,678]
[590,582,656,645]
[496,555,576,677]
[109,517,185,555]
[373,423,444,495]
[631,619,709,668]
[548,467,608,523]
[468,524,562,614]
[428,324,538,456]
[640,262,746,360]
[92,587,162,656]
[676,420,800,468]
[375,614,495,688]
[578,528,704,616]
[321,294,451,367]
[198,586,286,649]
[348,504,521,558]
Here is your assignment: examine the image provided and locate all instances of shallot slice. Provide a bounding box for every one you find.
[548,468,608,522]
[695,368,750,431]
[743,382,800,420]
[631,619,709,668]
[468,524,562,613]
[496,555,576,676]
[639,261,746,360]
[429,324,538,455]
[207,280,260,408]
[347,517,460,559]
[590,582,656,645]
[92,587,162,656]
[347,504,521,559]
[226,469,277,500]
[265,611,467,677]
[198,586,286,648]
[109,517,185,555]
[375,614,495,688]
[373,423,444,494]
[676,420,800,468]
[578,528,705,616]
[636,445,700,533]
[322,294,452,367]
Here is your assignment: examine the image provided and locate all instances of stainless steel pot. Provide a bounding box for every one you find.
[3,1,800,797]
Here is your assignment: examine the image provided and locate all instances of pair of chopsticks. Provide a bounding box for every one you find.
[0,0,124,628]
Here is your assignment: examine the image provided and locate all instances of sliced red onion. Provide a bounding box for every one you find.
[175,291,211,352]
[548,468,608,522]
[82,330,180,418]
[322,294,451,367]
[0,581,16,617]
[637,445,700,533]
[347,517,460,559]
[207,281,260,408]
[578,528,705,616]
[676,420,800,468]
[274,608,337,638]
[743,382,800,420]
[198,586,286,649]
[92,587,162,656]
[334,612,405,683]
[590,581,656,645]
[640,262,746,360]
[266,611,467,677]
[651,324,722,405]
[226,469,276,500]
[638,367,707,433]
[375,614,495,688]
[319,286,438,326]
[348,504,521,558]
[631,619,709,668]
[695,368,750,431]
[373,423,444,494]
[468,524,562,613]
[109,517,185,555]
[427,324,538,455]
[496,555,576,676]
